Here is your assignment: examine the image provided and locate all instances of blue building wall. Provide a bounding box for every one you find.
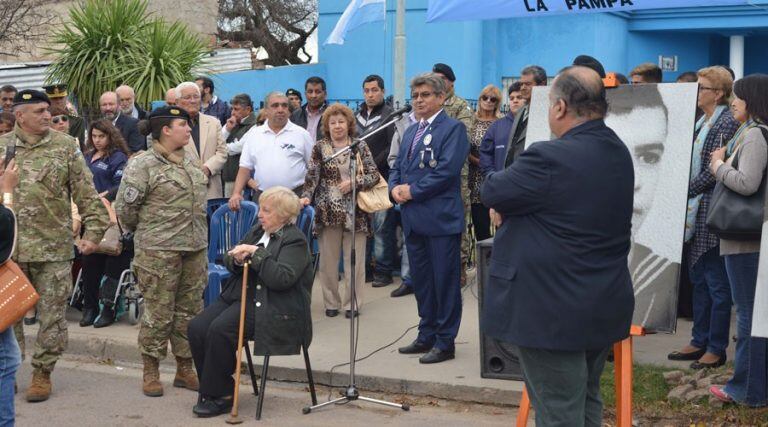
[213,2,768,107]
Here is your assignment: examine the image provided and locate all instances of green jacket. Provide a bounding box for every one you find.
[223,223,314,356]
[0,126,109,262]
[222,112,259,183]
[443,92,473,133]
[115,146,208,251]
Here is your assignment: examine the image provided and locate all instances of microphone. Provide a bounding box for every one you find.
[385,104,412,121]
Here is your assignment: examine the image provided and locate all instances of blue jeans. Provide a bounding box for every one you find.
[689,247,732,357]
[373,208,398,277]
[723,253,768,407]
[0,327,20,426]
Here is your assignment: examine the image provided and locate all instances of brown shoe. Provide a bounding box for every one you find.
[173,356,199,391]
[26,370,51,402]
[142,355,163,397]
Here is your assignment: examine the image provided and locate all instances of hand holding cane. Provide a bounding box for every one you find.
[226,257,250,424]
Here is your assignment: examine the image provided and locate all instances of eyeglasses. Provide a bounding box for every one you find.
[481,95,499,103]
[51,115,69,124]
[410,91,434,100]
[699,86,719,92]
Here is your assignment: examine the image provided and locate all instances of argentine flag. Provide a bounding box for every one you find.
[325,0,386,45]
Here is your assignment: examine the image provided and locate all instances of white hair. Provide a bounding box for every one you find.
[115,85,135,97]
[175,82,200,99]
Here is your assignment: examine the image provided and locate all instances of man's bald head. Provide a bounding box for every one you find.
[99,91,119,120]
[551,66,607,120]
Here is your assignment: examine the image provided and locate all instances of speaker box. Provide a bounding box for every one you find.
[477,239,523,380]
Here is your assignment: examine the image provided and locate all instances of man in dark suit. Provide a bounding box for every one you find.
[116,85,148,120]
[390,73,469,364]
[99,91,146,153]
[481,66,635,426]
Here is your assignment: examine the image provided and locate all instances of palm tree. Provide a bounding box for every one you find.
[46,0,209,118]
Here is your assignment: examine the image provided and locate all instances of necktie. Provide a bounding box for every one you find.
[408,120,429,160]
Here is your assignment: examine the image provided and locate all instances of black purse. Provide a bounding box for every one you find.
[706,127,768,241]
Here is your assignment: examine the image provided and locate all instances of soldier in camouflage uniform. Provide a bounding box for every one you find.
[433,64,473,286]
[114,106,208,397]
[42,84,86,148]
[0,90,109,402]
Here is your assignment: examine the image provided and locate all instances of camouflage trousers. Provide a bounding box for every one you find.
[133,248,207,360]
[460,163,471,269]
[13,261,72,373]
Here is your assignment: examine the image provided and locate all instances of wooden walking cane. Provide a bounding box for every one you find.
[226,258,250,425]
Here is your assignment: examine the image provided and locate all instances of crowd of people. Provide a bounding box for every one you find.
[0,53,766,425]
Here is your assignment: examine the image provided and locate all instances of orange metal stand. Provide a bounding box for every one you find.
[515,325,646,427]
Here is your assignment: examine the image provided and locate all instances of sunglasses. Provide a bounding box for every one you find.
[51,115,69,124]
[481,95,499,103]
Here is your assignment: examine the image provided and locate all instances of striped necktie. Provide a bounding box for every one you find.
[408,120,429,160]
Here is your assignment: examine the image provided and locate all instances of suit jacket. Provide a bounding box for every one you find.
[388,110,469,237]
[115,113,146,153]
[480,119,635,351]
[503,105,529,167]
[184,113,228,199]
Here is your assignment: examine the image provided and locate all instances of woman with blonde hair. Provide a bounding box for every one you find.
[300,103,379,318]
[468,84,502,241]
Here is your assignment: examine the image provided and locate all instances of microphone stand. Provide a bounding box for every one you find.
[303,112,410,415]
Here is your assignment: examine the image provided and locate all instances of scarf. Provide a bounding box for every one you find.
[152,140,186,165]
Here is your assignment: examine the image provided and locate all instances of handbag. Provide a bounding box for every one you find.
[96,199,124,256]
[0,260,40,331]
[355,154,393,213]
[706,127,768,241]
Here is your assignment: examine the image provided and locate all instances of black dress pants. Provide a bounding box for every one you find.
[80,250,132,310]
[471,203,492,242]
[188,296,255,398]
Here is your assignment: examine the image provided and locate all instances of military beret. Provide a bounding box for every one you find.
[13,89,50,106]
[42,84,68,98]
[148,105,191,121]
[572,55,606,79]
[285,88,302,99]
[432,63,456,82]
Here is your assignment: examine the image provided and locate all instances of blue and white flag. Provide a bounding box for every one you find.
[325,0,386,45]
[427,0,753,22]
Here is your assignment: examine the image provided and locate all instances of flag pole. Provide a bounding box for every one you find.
[393,0,406,109]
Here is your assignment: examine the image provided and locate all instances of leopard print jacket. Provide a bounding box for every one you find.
[302,138,380,235]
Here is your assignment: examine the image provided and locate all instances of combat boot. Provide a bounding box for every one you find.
[142,355,163,397]
[26,370,51,402]
[173,356,199,391]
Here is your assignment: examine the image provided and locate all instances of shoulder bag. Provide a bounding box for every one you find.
[0,207,40,331]
[706,127,768,241]
[355,154,393,213]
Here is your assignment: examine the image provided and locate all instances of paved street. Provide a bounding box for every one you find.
[13,357,523,427]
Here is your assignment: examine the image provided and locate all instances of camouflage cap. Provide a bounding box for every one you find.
[13,89,50,106]
[42,84,68,98]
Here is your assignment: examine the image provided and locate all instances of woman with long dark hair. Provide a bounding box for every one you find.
[77,120,132,328]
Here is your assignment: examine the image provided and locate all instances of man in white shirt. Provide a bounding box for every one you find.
[228,92,314,211]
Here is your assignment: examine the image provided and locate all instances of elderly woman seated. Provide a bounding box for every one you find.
[188,186,314,417]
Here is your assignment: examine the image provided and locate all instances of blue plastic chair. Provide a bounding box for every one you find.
[206,198,230,219]
[296,206,319,276]
[204,201,259,306]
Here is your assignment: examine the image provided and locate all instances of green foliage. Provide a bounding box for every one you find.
[46,0,208,116]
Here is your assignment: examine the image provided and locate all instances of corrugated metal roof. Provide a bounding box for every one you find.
[0,48,253,91]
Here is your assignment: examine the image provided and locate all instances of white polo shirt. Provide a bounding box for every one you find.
[239,120,314,191]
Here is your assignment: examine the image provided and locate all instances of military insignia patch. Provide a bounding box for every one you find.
[22,94,32,100]
[124,186,140,203]
[170,109,180,115]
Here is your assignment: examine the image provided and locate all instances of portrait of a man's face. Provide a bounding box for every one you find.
[526,83,699,333]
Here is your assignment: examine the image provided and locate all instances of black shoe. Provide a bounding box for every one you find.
[325,309,339,318]
[193,396,233,418]
[419,348,455,364]
[667,348,706,361]
[345,310,359,319]
[398,341,432,354]
[79,308,98,327]
[372,274,393,288]
[690,355,727,370]
[365,271,374,283]
[93,305,116,328]
[390,283,414,298]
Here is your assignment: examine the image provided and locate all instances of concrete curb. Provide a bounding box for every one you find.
[27,332,522,407]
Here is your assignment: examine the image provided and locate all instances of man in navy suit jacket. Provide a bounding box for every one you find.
[389,73,469,364]
[481,67,635,426]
